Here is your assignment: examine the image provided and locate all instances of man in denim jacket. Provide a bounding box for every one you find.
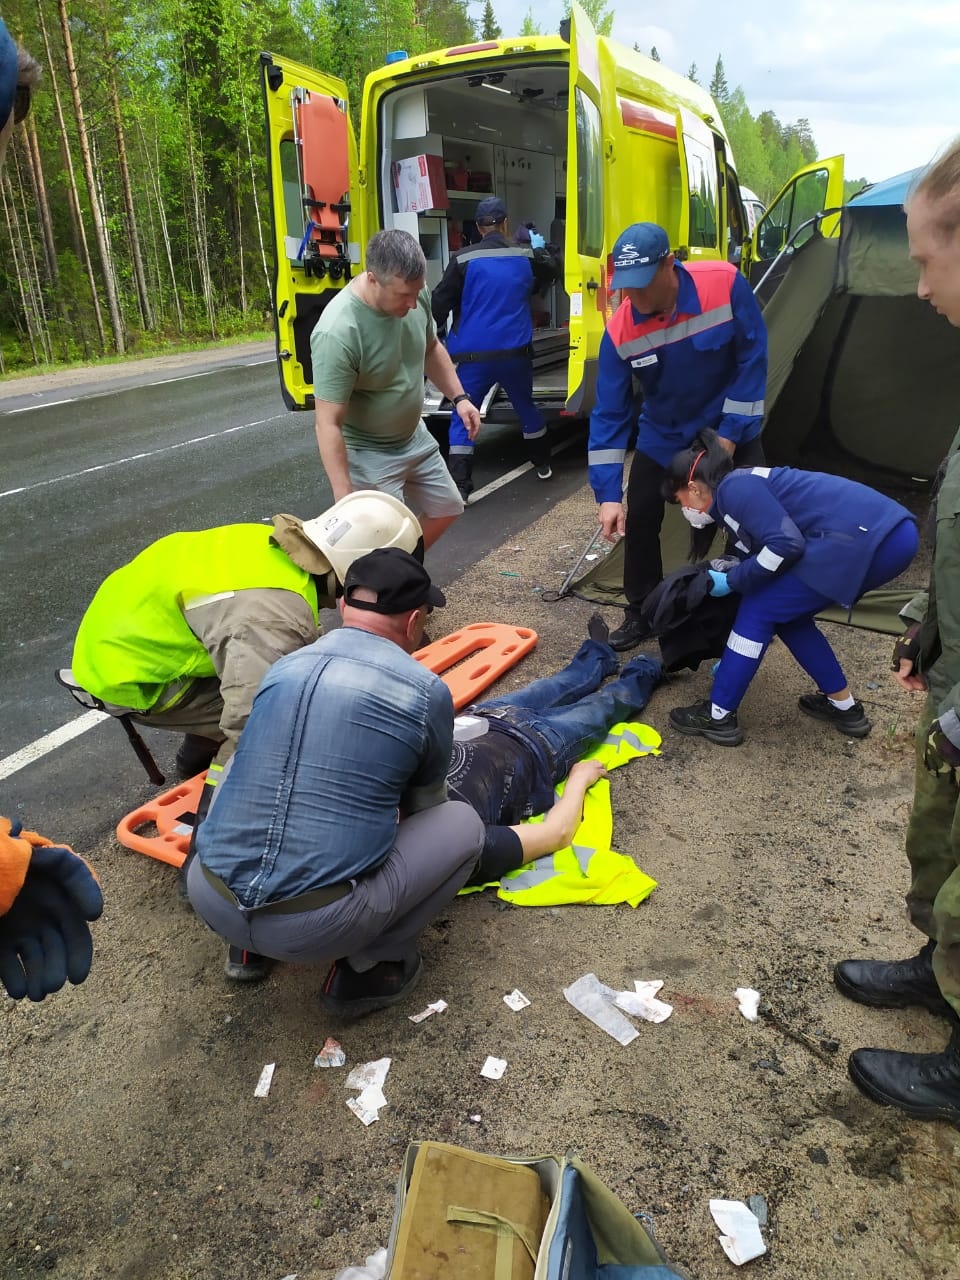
[187,549,484,1018]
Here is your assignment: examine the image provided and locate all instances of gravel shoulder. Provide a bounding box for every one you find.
[2,479,958,1279]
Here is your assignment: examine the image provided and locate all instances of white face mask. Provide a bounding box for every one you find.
[681,505,714,529]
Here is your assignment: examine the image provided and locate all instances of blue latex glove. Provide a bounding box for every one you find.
[707,569,731,598]
[529,231,546,249]
[0,838,104,1002]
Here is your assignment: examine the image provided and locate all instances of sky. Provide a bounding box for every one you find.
[470,0,960,183]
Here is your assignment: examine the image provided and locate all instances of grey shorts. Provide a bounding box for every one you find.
[346,421,464,519]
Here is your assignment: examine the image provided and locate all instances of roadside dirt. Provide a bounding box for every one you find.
[3,477,959,1280]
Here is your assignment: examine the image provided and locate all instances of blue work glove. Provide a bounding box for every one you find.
[529,231,546,249]
[0,837,104,1002]
[707,569,731,598]
[924,720,960,775]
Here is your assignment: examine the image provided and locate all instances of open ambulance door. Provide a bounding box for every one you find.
[563,2,606,417]
[675,108,723,263]
[260,52,360,410]
[741,155,844,304]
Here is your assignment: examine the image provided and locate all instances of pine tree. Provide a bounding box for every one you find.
[519,7,542,34]
[481,0,501,39]
[649,45,660,61]
[687,61,699,83]
[709,54,729,105]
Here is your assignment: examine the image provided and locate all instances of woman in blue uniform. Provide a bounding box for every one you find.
[662,430,919,746]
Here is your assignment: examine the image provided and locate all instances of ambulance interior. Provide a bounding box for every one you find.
[378,64,572,341]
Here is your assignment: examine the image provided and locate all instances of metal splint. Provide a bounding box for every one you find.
[116,623,539,866]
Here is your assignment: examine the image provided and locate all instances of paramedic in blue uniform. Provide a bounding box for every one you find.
[432,197,560,500]
[662,430,918,746]
[588,222,769,651]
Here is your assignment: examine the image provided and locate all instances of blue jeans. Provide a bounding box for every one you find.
[473,640,662,782]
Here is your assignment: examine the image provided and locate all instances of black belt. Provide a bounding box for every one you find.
[454,344,533,363]
[201,863,352,914]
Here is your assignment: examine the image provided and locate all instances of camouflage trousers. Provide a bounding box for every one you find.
[905,695,960,1017]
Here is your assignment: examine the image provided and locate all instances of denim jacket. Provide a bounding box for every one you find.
[195,628,453,908]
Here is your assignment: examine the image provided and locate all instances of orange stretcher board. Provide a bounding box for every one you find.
[298,92,350,257]
[116,622,538,867]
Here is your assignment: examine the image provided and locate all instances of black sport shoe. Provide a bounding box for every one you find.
[536,463,553,481]
[224,947,273,982]
[797,692,871,738]
[175,733,219,779]
[318,953,423,1020]
[669,698,744,746]
[834,940,958,1022]
[609,616,654,652]
[848,1029,960,1125]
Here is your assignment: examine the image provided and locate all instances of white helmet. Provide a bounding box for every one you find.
[301,490,422,582]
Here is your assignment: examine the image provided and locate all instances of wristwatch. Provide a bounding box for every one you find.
[452,393,472,406]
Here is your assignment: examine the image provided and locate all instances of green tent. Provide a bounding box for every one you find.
[572,168,960,631]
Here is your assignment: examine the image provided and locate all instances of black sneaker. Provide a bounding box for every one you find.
[175,733,219,779]
[224,947,273,982]
[536,463,553,481]
[609,616,654,652]
[318,953,423,1020]
[797,692,871,738]
[669,698,744,746]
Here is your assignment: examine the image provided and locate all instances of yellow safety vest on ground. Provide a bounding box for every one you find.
[463,721,660,907]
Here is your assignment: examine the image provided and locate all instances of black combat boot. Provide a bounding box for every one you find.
[834,939,957,1020]
[848,1027,960,1125]
[447,453,473,501]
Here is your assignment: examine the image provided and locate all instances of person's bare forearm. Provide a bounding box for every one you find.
[315,408,353,500]
[511,762,606,862]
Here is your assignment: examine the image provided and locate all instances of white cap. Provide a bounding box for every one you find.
[300,490,422,582]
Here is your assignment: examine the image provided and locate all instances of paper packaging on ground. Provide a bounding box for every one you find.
[709,1199,767,1265]
[392,154,449,213]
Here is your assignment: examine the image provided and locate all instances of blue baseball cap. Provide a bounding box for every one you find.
[610,222,671,289]
[0,19,16,130]
[475,196,507,226]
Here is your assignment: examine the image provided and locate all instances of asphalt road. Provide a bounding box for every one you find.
[0,347,587,850]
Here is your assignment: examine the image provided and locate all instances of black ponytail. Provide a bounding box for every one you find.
[660,429,734,562]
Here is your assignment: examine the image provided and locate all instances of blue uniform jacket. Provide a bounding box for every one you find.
[716,467,915,608]
[588,263,767,503]
[431,232,559,358]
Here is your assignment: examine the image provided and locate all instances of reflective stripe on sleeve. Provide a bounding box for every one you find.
[722,397,765,415]
[726,631,765,659]
[750,466,772,478]
[757,545,785,572]
[723,514,740,532]
[589,449,627,465]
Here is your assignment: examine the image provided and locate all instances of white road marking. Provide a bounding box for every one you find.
[468,433,581,504]
[0,710,109,781]
[0,415,285,500]
[6,398,75,414]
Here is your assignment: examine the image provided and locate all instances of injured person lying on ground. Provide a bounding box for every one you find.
[186,610,662,1007]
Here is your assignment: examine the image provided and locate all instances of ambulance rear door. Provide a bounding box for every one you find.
[563,2,606,415]
[260,52,360,410]
[675,108,723,263]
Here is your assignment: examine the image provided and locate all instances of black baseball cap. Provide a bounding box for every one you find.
[475,196,507,226]
[343,547,446,614]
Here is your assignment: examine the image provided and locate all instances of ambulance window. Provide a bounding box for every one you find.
[683,133,718,249]
[575,90,603,258]
[789,169,829,247]
[279,139,303,254]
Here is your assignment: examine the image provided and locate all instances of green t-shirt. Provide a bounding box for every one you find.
[309,285,436,449]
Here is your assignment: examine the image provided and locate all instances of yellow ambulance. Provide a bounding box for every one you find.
[261,3,843,420]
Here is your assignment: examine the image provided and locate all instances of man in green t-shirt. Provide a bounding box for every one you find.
[310,230,482,548]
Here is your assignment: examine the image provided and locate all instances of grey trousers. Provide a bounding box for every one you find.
[187,800,485,970]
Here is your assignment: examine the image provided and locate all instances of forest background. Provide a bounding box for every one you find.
[0,0,869,373]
